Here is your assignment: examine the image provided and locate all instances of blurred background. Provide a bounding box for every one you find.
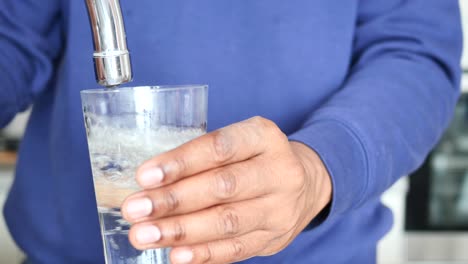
[1,2,468,264]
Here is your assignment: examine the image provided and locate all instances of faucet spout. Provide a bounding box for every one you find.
[85,0,132,87]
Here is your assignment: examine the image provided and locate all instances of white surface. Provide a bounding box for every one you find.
[462,73,468,94]
[378,177,409,264]
[2,108,30,139]
[0,168,24,264]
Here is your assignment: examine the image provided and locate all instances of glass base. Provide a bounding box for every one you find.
[99,208,171,264]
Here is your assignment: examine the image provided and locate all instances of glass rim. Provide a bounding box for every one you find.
[80,84,208,94]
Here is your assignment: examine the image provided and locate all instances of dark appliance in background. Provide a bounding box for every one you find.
[0,134,20,152]
[0,136,20,152]
[406,91,468,231]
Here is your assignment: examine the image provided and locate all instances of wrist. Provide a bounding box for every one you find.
[290,141,332,218]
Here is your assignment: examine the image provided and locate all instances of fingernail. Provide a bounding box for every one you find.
[135,225,161,244]
[172,248,194,264]
[126,197,153,219]
[138,167,165,187]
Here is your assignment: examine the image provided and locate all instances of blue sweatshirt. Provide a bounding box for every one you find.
[0,1,462,263]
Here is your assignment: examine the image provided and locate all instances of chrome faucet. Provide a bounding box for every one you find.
[85,0,132,87]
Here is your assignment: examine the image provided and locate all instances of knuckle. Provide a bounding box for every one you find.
[172,155,188,175]
[249,116,286,141]
[274,129,288,143]
[230,238,246,257]
[250,116,274,130]
[163,189,180,213]
[249,116,268,126]
[200,245,213,263]
[218,206,241,236]
[212,130,235,163]
[269,125,287,142]
[213,169,238,199]
[172,220,187,242]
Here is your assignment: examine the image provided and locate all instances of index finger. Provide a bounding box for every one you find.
[136,117,272,189]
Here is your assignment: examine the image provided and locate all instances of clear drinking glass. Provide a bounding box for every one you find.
[81,85,208,264]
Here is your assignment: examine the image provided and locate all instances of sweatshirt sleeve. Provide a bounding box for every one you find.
[0,0,63,127]
[289,0,463,222]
